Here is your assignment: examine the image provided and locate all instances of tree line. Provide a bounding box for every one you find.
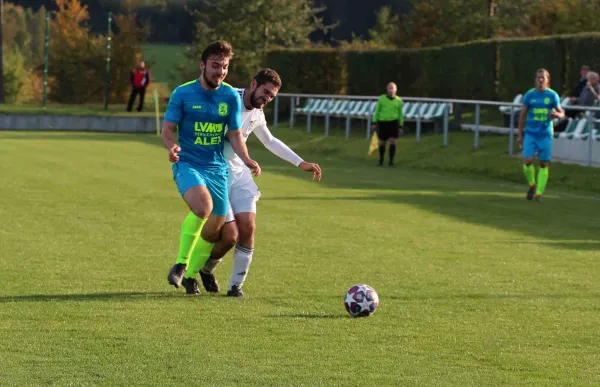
[3,0,599,103]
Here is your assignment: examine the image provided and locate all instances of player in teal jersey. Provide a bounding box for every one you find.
[162,40,261,294]
[517,69,564,202]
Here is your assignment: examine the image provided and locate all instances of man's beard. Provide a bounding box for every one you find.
[203,71,219,89]
[250,89,265,109]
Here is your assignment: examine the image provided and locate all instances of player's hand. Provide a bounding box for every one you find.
[168,144,181,163]
[371,124,377,132]
[398,127,404,137]
[299,161,322,181]
[550,109,562,119]
[517,134,523,150]
[244,158,261,177]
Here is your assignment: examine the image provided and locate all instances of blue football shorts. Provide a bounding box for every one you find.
[172,162,229,216]
[523,132,552,161]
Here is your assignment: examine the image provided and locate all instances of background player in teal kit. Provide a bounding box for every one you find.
[517,68,565,202]
[161,40,261,294]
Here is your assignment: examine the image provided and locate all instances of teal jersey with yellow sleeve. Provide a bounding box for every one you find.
[164,79,242,173]
[522,88,560,136]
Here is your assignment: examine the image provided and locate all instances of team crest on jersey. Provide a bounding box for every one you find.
[544,97,550,105]
[218,102,228,116]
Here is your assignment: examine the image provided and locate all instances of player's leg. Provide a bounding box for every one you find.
[181,172,230,294]
[126,88,138,112]
[199,219,238,293]
[137,87,146,112]
[377,123,389,167]
[227,211,256,298]
[225,170,260,297]
[534,136,552,201]
[522,134,537,200]
[167,163,212,289]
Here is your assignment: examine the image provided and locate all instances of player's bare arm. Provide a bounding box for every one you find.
[227,130,261,177]
[550,106,565,119]
[161,121,180,162]
[298,161,322,181]
[517,106,528,149]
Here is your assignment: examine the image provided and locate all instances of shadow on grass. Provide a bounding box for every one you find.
[0,291,179,303]
[263,192,600,245]
[3,130,598,250]
[382,292,600,301]
[266,313,347,319]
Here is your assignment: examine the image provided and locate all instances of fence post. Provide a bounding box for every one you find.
[290,97,295,128]
[273,95,279,126]
[103,12,112,111]
[474,103,480,150]
[366,116,371,139]
[508,106,515,156]
[345,108,351,139]
[153,88,160,136]
[42,12,50,107]
[325,99,331,136]
[587,112,593,167]
[443,104,449,147]
[307,111,311,134]
[416,115,421,144]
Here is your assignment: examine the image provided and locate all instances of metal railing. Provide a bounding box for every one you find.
[270,93,600,167]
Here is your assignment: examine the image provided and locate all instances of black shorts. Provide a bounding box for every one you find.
[377,120,400,141]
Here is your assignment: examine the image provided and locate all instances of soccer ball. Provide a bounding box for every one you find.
[344,284,379,317]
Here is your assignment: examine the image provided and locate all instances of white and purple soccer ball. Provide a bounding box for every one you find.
[344,284,379,317]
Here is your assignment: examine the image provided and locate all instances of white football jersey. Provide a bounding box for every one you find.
[224,88,267,173]
[224,88,303,174]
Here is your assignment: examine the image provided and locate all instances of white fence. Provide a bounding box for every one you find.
[271,93,600,167]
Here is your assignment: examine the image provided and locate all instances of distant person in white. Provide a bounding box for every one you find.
[199,68,322,297]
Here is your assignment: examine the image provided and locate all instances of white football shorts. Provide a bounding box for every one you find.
[225,168,261,223]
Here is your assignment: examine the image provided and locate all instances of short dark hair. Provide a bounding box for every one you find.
[253,68,282,88]
[582,65,590,71]
[201,40,233,63]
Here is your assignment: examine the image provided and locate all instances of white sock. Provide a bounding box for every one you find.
[229,245,253,290]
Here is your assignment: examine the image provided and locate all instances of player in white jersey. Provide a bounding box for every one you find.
[197,68,322,297]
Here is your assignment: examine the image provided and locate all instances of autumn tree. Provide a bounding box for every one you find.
[49,0,105,103]
[394,0,600,48]
[179,0,333,85]
[109,0,150,102]
[49,0,147,103]
[368,6,401,47]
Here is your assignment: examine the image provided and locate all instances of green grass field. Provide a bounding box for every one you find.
[1,129,599,386]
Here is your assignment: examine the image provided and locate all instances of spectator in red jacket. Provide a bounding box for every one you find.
[127,60,151,112]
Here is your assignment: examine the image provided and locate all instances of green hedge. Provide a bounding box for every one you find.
[564,33,600,96]
[433,41,497,100]
[265,49,347,95]
[264,33,600,101]
[497,36,565,101]
[345,49,427,96]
